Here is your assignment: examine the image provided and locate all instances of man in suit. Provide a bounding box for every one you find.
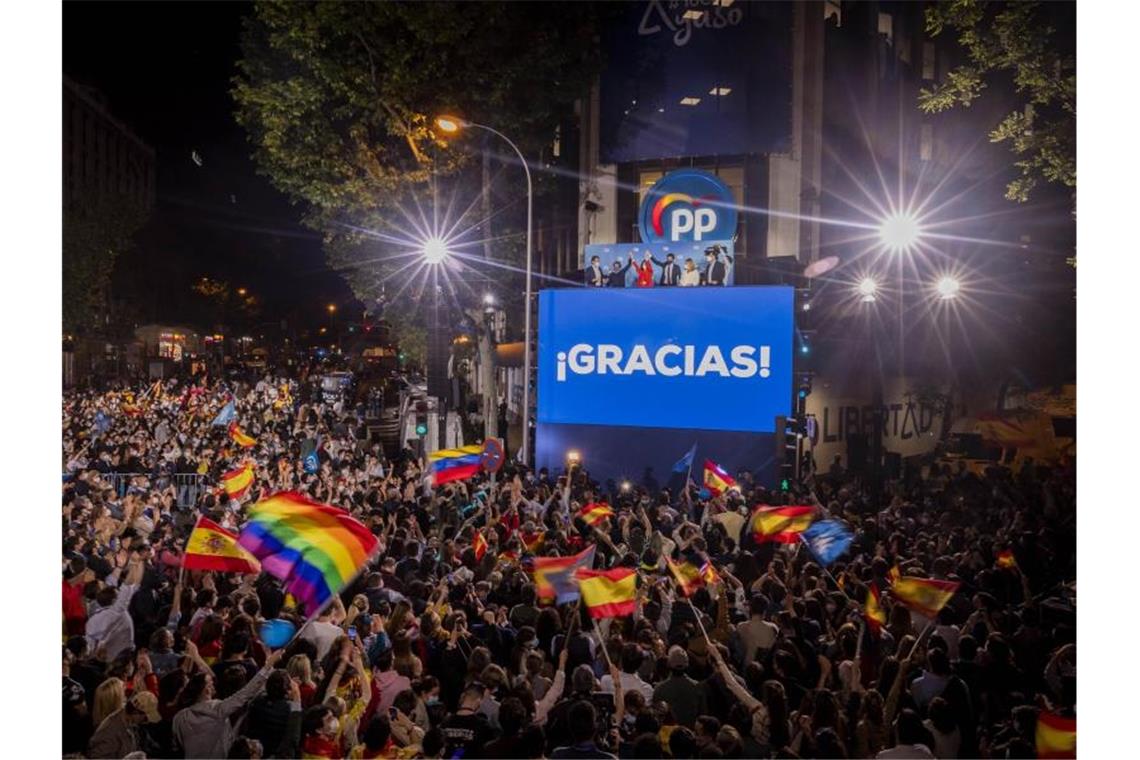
[701,245,735,286]
[584,255,605,287]
[606,255,634,287]
[652,252,681,286]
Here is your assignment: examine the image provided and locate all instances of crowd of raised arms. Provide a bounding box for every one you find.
[62,371,1076,759]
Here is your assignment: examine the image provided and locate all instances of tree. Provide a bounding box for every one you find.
[63,196,146,334]
[232,1,613,327]
[918,1,1074,203]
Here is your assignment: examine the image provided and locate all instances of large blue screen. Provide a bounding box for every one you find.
[537,287,793,433]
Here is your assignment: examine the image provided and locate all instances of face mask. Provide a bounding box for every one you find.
[425,696,440,706]
[524,639,538,649]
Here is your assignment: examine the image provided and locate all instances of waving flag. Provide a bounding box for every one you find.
[521,531,545,554]
[237,492,378,614]
[222,463,255,501]
[575,567,638,619]
[579,502,615,528]
[183,516,260,574]
[429,444,483,486]
[702,459,736,496]
[890,575,960,618]
[751,505,815,543]
[801,519,854,566]
[864,583,887,633]
[667,558,705,597]
[228,422,256,448]
[1036,710,1076,759]
[996,549,1018,569]
[532,545,596,603]
[672,443,697,474]
[302,448,320,474]
[211,400,236,427]
[473,531,489,561]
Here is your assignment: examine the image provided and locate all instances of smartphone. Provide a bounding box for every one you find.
[347,627,357,641]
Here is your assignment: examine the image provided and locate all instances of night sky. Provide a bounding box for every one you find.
[63,1,358,331]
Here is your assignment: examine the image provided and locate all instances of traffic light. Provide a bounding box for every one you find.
[775,415,799,489]
[797,375,813,416]
[414,401,429,437]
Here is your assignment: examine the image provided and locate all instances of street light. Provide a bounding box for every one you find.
[878,212,922,253]
[327,304,337,315]
[421,237,451,264]
[935,276,961,300]
[482,293,495,307]
[857,276,879,303]
[237,287,247,297]
[437,114,535,465]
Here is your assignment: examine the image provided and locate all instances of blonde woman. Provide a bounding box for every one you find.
[91,677,125,729]
[287,653,318,708]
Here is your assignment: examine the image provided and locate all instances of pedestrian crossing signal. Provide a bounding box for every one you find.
[780,478,790,492]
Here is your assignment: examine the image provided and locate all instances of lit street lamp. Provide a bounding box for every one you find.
[437,114,534,465]
[878,211,922,253]
[936,275,962,300]
[857,276,878,303]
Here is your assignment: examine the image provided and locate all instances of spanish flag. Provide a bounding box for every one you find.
[533,546,596,603]
[702,459,736,496]
[701,561,721,587]
[1035,710,1076,759]
[890,575,960,618]
[666,558,705,597]
[183,516,261,574]
[579,502,614,528]
[222,463,254,501]
[521,531,545,554]
[887,565,901,585]
[575,567,638,619]
[751,506,815,543]
[473,531,489,562]
[864,583,887,633]
[228,422,257,448]
[996,549,1017,569]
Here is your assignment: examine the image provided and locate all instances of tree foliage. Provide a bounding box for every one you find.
[63,196,146,334]
[232,1,612,337]
[918,0,1075,203]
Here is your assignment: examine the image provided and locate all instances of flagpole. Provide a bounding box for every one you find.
[797,533,856,604]
[591,617,614,670]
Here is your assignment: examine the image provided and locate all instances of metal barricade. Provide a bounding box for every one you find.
[96,472,208,508]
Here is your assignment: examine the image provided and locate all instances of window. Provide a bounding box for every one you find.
[878,12,893,44]
[923,42,936,80]
[920,124,933,162]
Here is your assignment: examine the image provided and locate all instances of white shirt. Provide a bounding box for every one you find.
[301,620,344,662]
[599,671,654,701]
[86,583,139,662]
[876,744,936,760]
[680,268,700,286]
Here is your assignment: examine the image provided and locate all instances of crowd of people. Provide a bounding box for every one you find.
[62,370,1076,759]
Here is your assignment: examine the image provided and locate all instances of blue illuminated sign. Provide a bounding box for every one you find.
[538,287,793,433]
[638,168,739,244]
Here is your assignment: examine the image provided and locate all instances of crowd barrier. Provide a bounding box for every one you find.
[101,472,207,508]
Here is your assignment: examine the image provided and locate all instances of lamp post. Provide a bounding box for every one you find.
[437,115,534,465]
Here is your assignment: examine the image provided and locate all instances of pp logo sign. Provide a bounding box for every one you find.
[638,168,738,244]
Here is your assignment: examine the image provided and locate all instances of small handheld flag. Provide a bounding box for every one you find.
[864,583,887,633]
[222,463,255,501]
[672,443,697,474]
[575,567,638,619]
[211,400,236,427]
[521,531,545,554]
[801,519,854,566]
[228,422,257,448]
[473,531,489,562]
[579,502,615,528]
[996,549,1018,569]
[751,505,815,543]
[890,575,960,618]
[702,459,736,496]
[183,516,261,574]
[532,546,596,603]
[666,558,705,597]
[1036,710,1076,759]
[302,448,320,474]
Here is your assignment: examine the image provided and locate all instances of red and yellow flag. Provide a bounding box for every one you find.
[222,463,255,501]
[700,561,721,587]
[666,558,705,597]
[751,506,815,543]
[228,422,257,448]
[473,531,489,562]
[890,575,960,618]
[521,531,545,554]
[183,516,261,574]
[702,459,736,496]
[864,583,887,633]
[1036,711,1076,759]
[579,502,614,528]
[887,565,901,585]
[996,549,1018,569]
[575,567,638,619]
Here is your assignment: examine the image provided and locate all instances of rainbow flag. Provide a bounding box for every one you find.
[890,575,960,618]
[183,516,261,574]
[473,531,489,561]
[228,422,257,448]
[864,583,887,633]
[532,545,596,603]
[222,463,254,501]
[579,502,614,528]
[702,459,736,496]
[237,492,378,614]
[751,506,815,543]
[575,567,638,619]
[429,445,482,486]
[996,549,1018,569]
[666,558,705,597]
[1036,711,1076,759]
